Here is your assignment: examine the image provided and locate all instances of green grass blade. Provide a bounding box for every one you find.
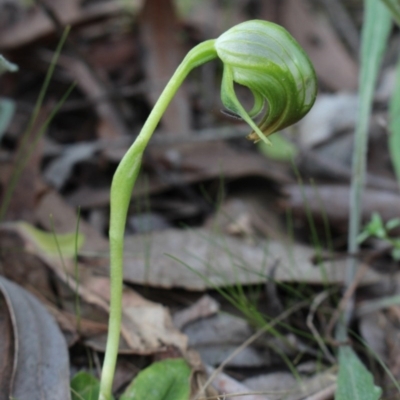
[345,0,392,327]
[389,55,400,184]
[0,83,75,220]
[0,26,71,221]
[382,0,400,25]
[26,26,70,135]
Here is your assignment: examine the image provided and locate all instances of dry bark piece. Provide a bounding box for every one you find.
[0,276,70,400]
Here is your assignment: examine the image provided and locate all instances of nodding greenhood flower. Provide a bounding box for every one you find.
[214,19,317,144]
[99,19,317,400]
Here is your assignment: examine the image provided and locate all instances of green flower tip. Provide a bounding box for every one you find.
[214,20,317,144]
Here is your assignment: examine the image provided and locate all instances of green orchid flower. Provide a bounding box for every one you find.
[215,20,317,143]
[99,19,317,400]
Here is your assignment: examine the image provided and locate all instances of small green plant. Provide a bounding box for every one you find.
[99,20,317,400]
[358,213,400,260]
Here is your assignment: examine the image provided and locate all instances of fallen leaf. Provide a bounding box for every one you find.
[173,294,220,330]
[206,365,271,400]
[243,369,336,400]
[0,0,126,49]
[359,312,386,361]
[121,228,388,290]
[35,190,109,254]
[16,221,84,257]
[0,276,71,400]
[1,107,48,222]
[0,225,57,301]
[139,0,191,134]
[43,141,99,190]
[0,222,187,355]
[283,184,400,231]
[298,94,358,149]
[0,285,14,400]
[58,53,130,138]
[281,0,358,91]
[184,314,269,367]
[86,280,188,354]
[67,140,291,209]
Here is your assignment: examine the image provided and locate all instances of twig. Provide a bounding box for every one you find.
[326,262,368,344]
[304,383,336,400]
[307,290,336,364]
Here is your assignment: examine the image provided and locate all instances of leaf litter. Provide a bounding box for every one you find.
[1,0,400,399]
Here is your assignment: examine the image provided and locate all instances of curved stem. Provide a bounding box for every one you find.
[99,40,217,400]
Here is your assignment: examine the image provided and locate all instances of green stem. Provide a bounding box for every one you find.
[99,39,217,400]
[338,0,391,341]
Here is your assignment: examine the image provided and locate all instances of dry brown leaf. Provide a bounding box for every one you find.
[35,189,109,254]
[121,228,388,290]
[0,107,48,222]
[184,313,270,368]
[206,365,271,400]
[83,276,187,354]
[67,140,291,209]
[0,276,70,400]
[0,227,56,302]
[0,0,125,49]
[173,295,220,330]
[243,369,337,400]
[0,288,14,399]
[281,0,358,91]
[359,311,387,361]
[0,222,187,355]
[283,184,400,231]
[58,53,130,138]
[139,0,190,134]
[204,190,286,240]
